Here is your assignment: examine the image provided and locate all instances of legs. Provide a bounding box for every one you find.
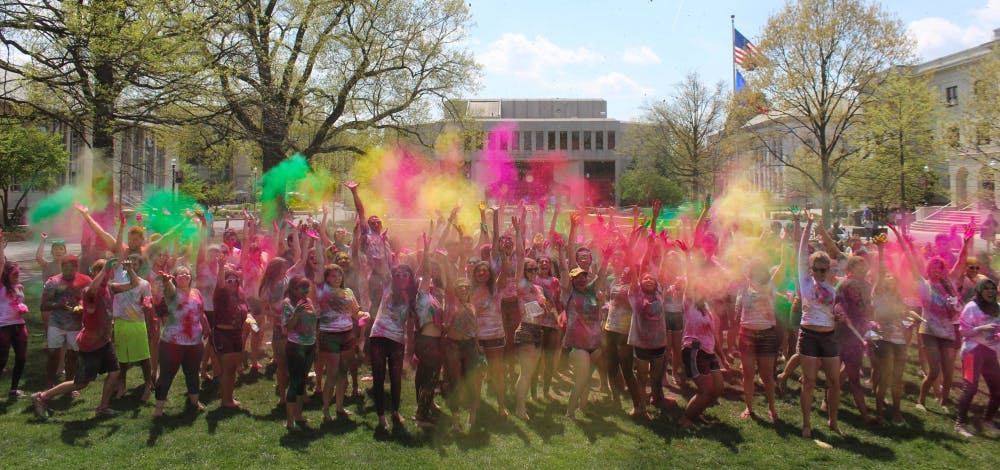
[219,352,242,407]
[799,355,819,437]
[566,349,597,417]
[740,351,757,418]
[0,325,27,392]
[484,346,507,418]
[154,342,183,416]
[414,335,443,425]
[682,371,723,427]
[918,339,942,408]
[515,343,540,419]
[821,356,842,433]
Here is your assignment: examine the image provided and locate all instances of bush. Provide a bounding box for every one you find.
[616,169,685,206]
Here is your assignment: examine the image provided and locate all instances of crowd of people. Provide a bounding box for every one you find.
[0,183,998,439]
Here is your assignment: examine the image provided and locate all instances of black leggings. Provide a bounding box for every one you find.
[369,336,404,417]
[286,341,316,402]
[0,324,27,391]
[155,341,204,401]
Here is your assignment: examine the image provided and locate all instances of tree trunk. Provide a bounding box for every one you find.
[1,188,8,227]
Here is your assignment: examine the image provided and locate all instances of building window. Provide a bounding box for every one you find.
[535,131,543,150]
[512,131,520,151]
[523,131,531,151]
[548,131,556,150]
[559,131,567,150]
[595,131,604,150]
[584,131,592,150]
[571,131,580,150]
[946,86,958,107]
[607,131,616,150]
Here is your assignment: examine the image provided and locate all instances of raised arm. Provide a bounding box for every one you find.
[798,214,813,289]
[948,223,976,282]
[35,232,48,269]
[346,181,365,226]
[514,214,526,282]
[74,203,118,253]
[568,210,581,269]
[477,201,490,248]
[887,223,924,280]
[814,221,843,260]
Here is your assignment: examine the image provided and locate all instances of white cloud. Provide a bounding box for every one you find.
[907,1,1000,59]
[545,72,655,98]
[477,33,602,79]
[622,46,661,65]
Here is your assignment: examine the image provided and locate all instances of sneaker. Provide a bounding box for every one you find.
[955,424,975,438]
[8,389,25,399]
[95,406,119,417]
[31,393,48,419]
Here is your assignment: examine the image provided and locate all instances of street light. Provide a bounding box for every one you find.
[251,166,258,214]
[171,158,177,196]
[922,165,930,206]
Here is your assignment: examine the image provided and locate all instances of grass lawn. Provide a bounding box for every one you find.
[2,279,999,469]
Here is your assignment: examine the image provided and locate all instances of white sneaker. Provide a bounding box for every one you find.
[955,424,975,438]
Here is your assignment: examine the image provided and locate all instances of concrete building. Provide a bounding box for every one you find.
[457,99,627,206]
[915,28,1000,207]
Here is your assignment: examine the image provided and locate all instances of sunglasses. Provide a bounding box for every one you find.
[176,273,191,278]
[968,266,981,270]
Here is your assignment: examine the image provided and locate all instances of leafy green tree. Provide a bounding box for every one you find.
[207,0,480,172]
[623,72,728,200]
[843,67,940,209]
[747,0,912,224]
[0,122,69,226]
[0,0,229,196]
[616,169,685,207]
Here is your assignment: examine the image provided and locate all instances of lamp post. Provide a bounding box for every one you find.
[922,165,930,206]
[251,166,258,214]
[171,158,177,196]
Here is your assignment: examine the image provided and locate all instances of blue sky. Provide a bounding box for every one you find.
[465,0,1000,121]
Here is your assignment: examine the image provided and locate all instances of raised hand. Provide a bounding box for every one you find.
[345,181,359,190]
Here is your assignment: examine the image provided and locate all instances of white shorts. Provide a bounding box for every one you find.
[47,326,80,351]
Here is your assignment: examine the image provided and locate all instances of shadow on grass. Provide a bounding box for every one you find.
[147,406,201,446]
[59,415,123,447]
[204,405,250,434]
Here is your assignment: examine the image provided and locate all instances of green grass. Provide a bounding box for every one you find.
[3,279,1000,469]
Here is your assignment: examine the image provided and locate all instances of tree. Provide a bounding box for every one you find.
[0,122,69,226]
[0,0,227,196]
[616,169,684,207]
[623,73,728,201]
[842,67,940,209]
[207,0,480,172]
[747,0,912,224]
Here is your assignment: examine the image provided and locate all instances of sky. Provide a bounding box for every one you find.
[465,0,1000,121]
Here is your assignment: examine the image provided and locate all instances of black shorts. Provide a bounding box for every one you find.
[681,347,720,379]
[634,346,666,361]
[514,322,545,346]
[212,328,243,355]
[738,327,779,356]
[666,310,684,332]
[318,330,355,354]
[478,337,505,350]
[920,332,958,351]
[75,342,120,385]
[797,328,838,358]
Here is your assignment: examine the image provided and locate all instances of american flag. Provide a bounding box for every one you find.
[734,29,759,68]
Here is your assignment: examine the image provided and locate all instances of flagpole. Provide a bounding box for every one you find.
[731,14,736,96]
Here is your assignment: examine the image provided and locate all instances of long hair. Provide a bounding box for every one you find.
[2,261,18,291]
[471,260,495,293]
[259,257,288,298]
[390,264,418,313]
[285,275,311,303]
